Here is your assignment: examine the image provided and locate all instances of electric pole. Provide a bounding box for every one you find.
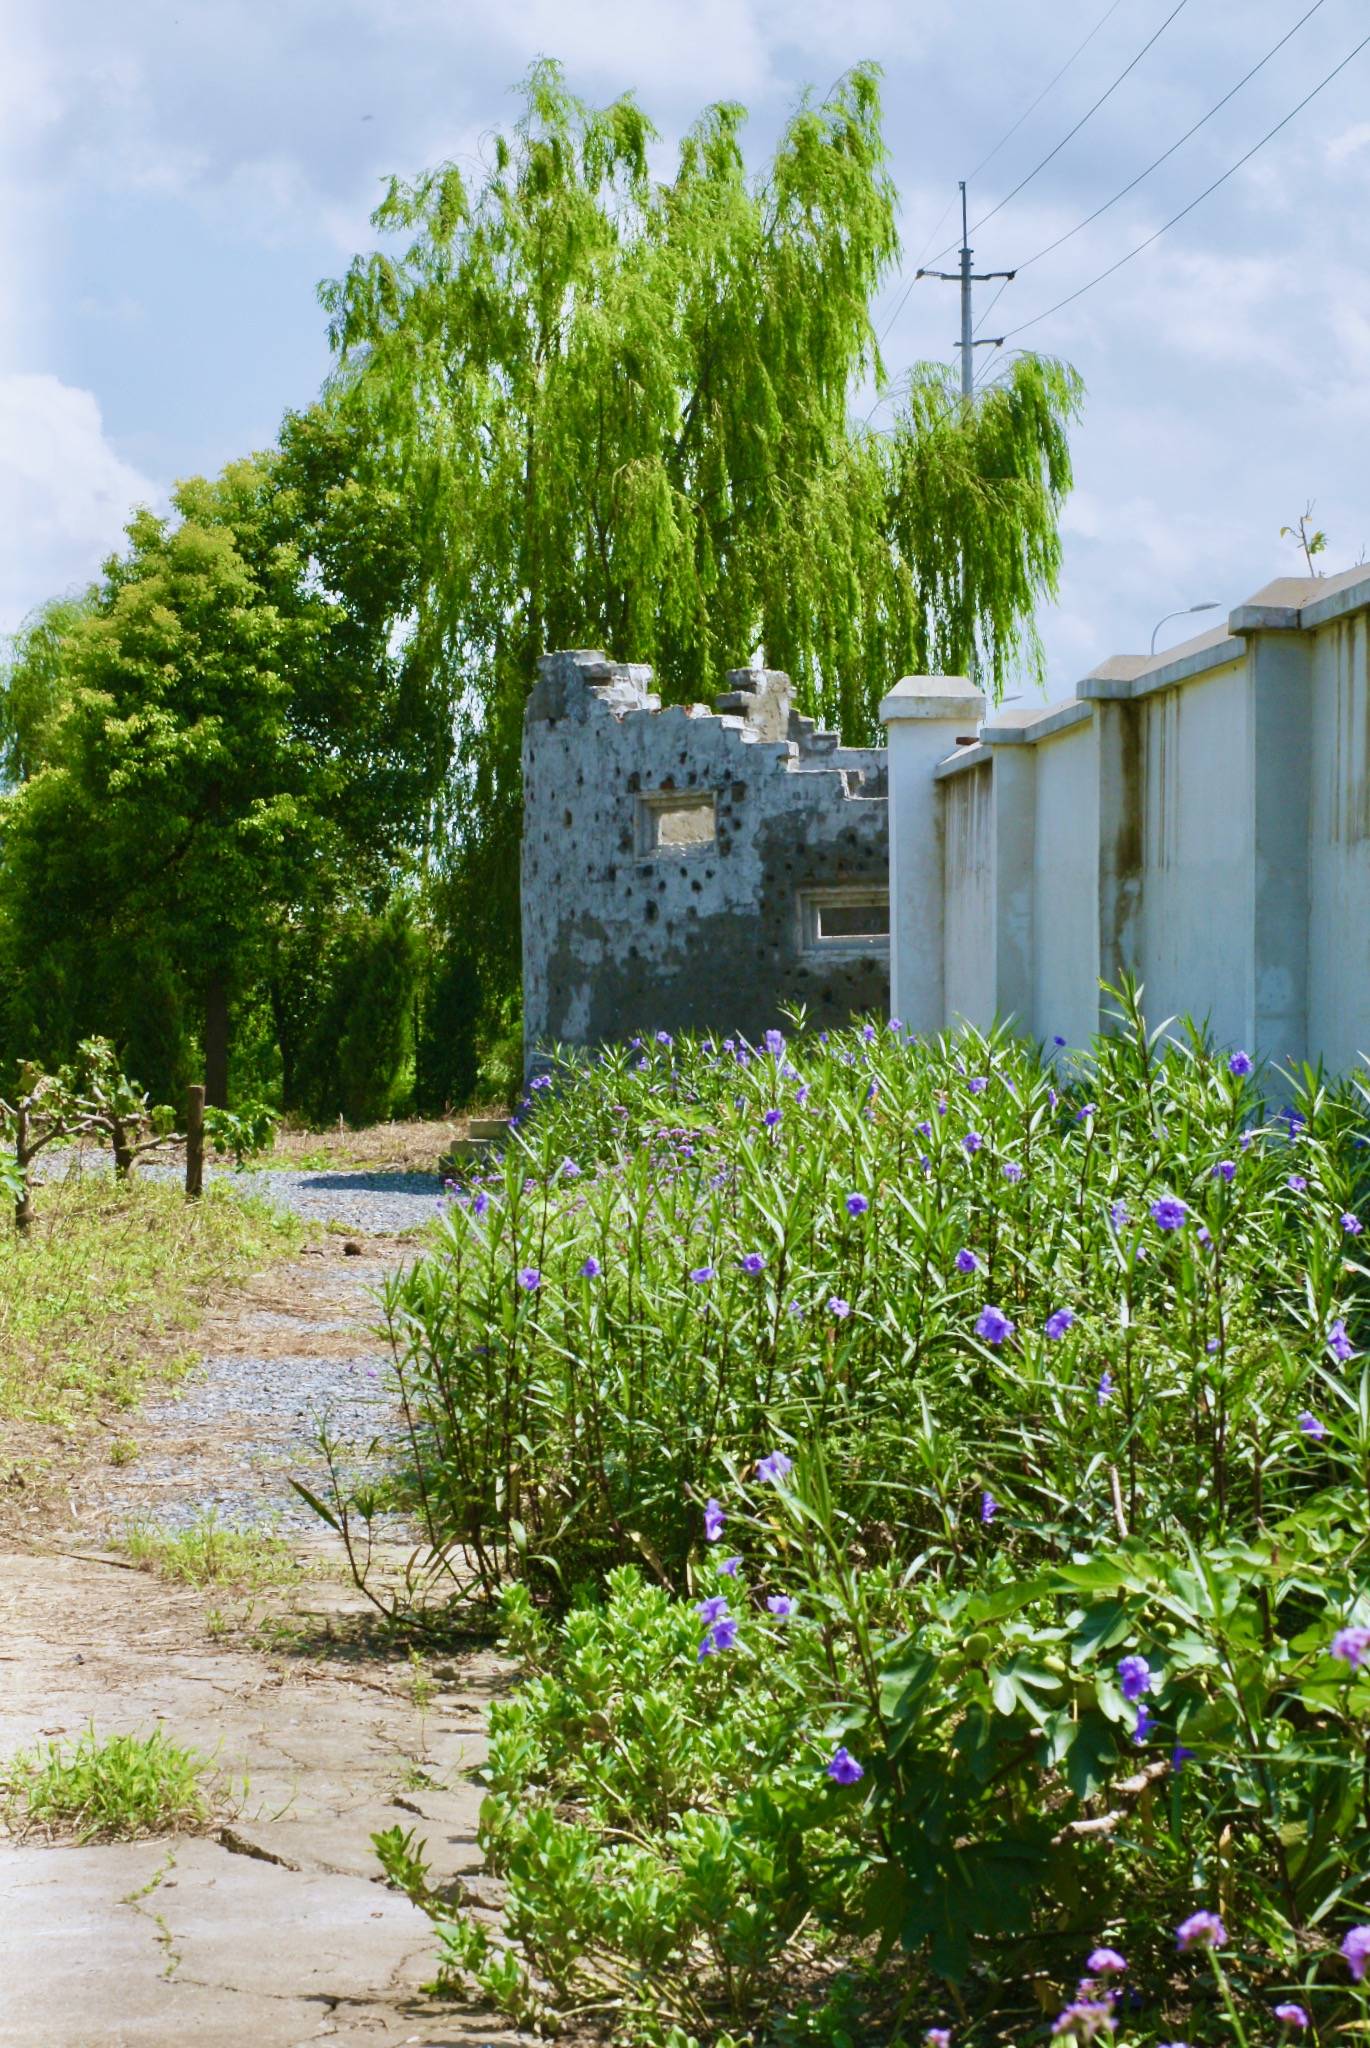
[917,182,1015,399]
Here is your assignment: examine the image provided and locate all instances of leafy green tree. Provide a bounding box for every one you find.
[0,451,449,1105]
[322,59,1081,1000]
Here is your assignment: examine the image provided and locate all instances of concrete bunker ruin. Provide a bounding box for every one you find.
[521,649,890,1056]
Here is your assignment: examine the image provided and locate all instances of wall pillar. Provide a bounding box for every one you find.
[979,734,1037,1031]
[879,676,986,1037]
[1232,615,1314,1066]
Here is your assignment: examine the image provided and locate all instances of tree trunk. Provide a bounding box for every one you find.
[205,972,230,1109]
[112,1119,134,1180]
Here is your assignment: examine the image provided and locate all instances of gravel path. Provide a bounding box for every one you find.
[171,1160,449,1235]
[73,1166,448,1538]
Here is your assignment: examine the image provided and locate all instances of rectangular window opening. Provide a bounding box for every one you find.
[638,792,716,855]
[801,887,890,952]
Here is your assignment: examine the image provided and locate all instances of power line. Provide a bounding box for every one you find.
[996,25,1370,345]
[923,0,1191,267]
[965,0,1130,188]
[880,0,1131,343]
[1010,0,1329,278]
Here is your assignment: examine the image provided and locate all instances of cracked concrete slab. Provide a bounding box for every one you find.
[0,1227,531,2047]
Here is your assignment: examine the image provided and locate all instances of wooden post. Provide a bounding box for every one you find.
[185,1084,205,1200]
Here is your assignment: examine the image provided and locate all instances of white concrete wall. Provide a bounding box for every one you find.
[882,567,1370,1072]
[1132,659,1252,1049]
[1031,722,1099,1048]
[941,758,994,1031]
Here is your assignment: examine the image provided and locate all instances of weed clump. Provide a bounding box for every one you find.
[2,1727,209,1842]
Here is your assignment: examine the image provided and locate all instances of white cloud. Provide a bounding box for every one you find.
[0,374,161,635]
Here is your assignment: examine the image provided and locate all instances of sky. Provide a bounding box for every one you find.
[3,0,1369,700]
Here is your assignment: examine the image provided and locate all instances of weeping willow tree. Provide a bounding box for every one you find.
[323,59,1081,996]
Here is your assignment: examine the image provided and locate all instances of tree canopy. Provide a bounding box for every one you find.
[0,453,450,1103]
[323,59,1081,994]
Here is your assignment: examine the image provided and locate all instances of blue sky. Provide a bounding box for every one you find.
[4,0,1369,699]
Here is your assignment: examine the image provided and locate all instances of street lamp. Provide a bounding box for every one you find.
[1150,601,1221,657]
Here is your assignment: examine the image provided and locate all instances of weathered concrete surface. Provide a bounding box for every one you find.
[522,650,889,1056]
[0,1547,519,2047]
[0,1219,525,2047]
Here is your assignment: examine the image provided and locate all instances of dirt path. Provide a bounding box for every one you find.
[0,1208,524,2048]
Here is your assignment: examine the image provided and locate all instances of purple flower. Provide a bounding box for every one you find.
[1133,1702,1156,1744]
[889,1017,903,1033]
[655,1031,673,1047]
[1172,1745,1195,1771]
[696,1594,730,1625]
[955,1248,979,1274]
[740,1252,766,1275]
[1176,1910,1227,1952]
[719,1554,743,1576]
[517,1267,542,1291]
[1053,1034,1067,1047]
[1343,1213,1363,1236]
[690,1265,716,1284]
[1298,1411,1327,1441]
[1287,1174,1308,1193]
[471,1190,490,1218]
[764,1029,785,1057]
[862,1023,876,1043]
[767,1595,795,1617]
[1117,1655,1153,1703]
[1051,1999,1116,2042]
[968,1076,988,1096]
[1002,1161,1024,1183]
[826,1745,864,1785]
[1212,1160,1236,1183]
[1096,1369,1115,1405]
[1206,1337,1220,1354]
[703,1498,724,1542]
[1342,1926,1370,1981]
[698,1615,738,1659]
[963,1130,983,1155]
[1229,1050,1254,1077]
[561,1157,581,1179]
[1274,2006,1309,2030]
[845,1192,869,1216]
[916,1119,933,1140]
[756,1449,793,1485]
[1196,1226,1213,1250]
[1329,1319,1354,1361]
[787,1298,806,1316]
[1331,1626,1370,1669]
[795,1084,810,1107]
[1045,1308,1075,1340]
[976,1305,1015,1345]
[981,1490,999,1524]
[763,1108,782,1128]
[926,2032,952,2048]
[1087,1949,1127,1977]
[1076,1102,1097,1122]
[828,1297,851,1319]
[579,1256,602,1278]
[1109,1199,1130,1230]
[1151,1196,1188,1232]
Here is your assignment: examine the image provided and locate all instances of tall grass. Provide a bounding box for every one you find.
[0,1170,300,1426]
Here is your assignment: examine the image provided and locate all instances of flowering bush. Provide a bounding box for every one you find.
[342,987,1370,2040]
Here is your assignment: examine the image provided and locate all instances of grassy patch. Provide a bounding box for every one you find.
[122,1510,305,1590]
[2,1727,209,1842]
[0,1171,300,1427]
